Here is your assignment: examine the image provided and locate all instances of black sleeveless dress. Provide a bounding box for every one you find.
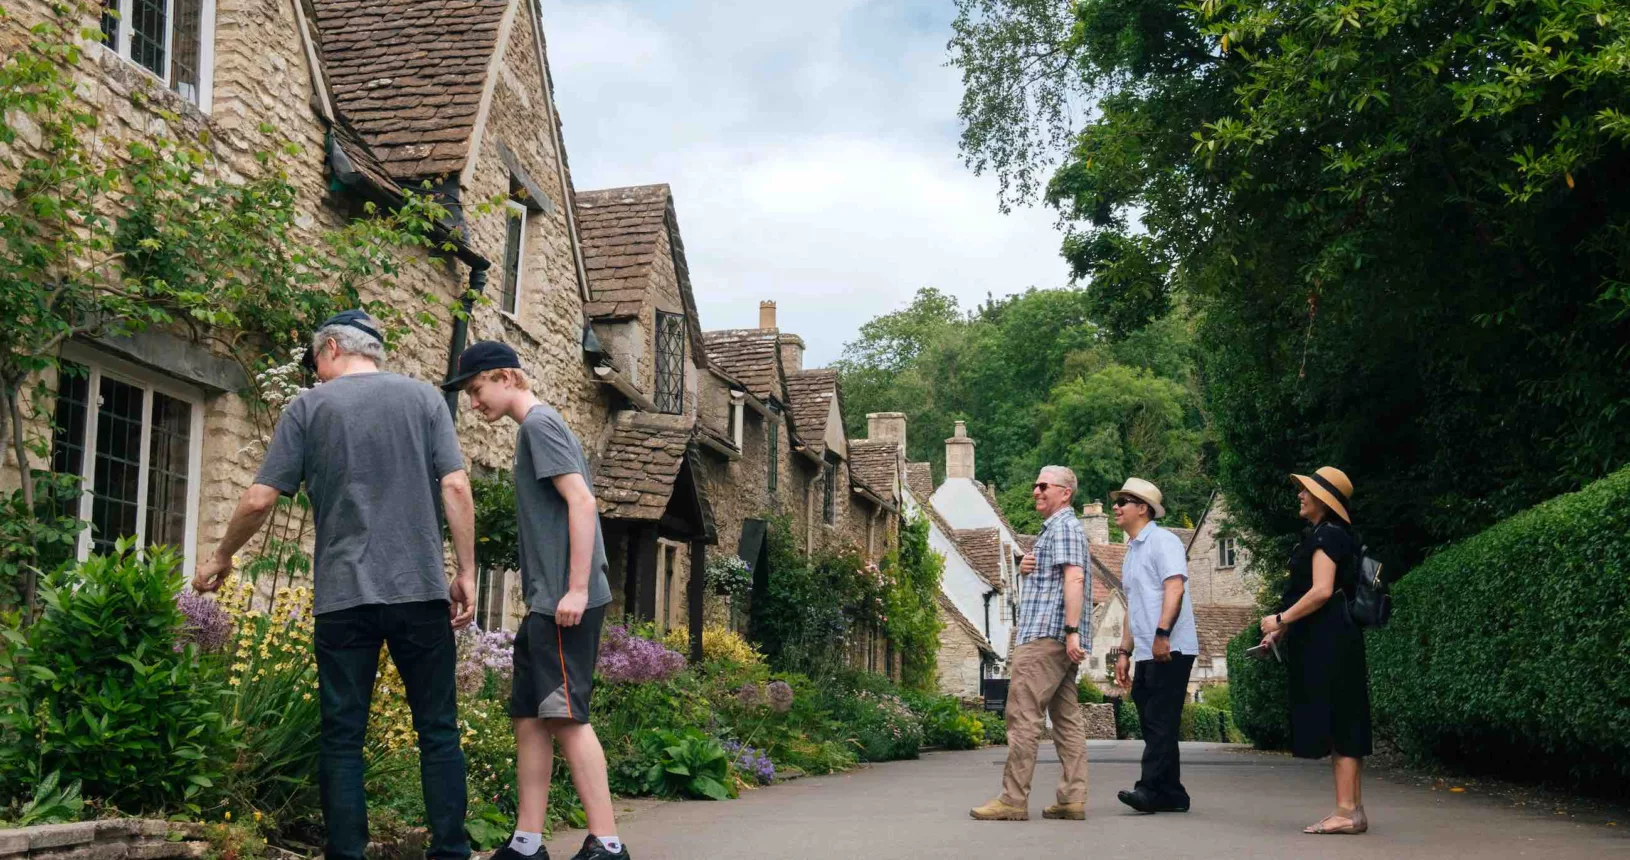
[1282,521,1373,759]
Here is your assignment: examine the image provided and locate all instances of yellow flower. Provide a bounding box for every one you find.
[224,812,232,821]
[303,693,312,701]
[253,811,262,823]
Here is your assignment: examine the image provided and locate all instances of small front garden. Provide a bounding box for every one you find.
[1,521,1001,853]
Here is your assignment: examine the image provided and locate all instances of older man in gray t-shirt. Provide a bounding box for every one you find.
[193,311,477,860]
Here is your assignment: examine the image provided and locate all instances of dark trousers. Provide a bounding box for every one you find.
[315,601,469,860]
[1131,653,1196,804]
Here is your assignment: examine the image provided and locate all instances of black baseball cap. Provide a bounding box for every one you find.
[302,310,384,371]
[442,340,522,391]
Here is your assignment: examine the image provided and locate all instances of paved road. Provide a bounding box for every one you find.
[544,741,1626,859]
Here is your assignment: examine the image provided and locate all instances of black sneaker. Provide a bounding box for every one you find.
[490,844,550,860]
[568,835,629,860]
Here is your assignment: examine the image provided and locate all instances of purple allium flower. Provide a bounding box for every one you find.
[735,683,763,708]
[176,591,232,652]
[766,680,794,713]
[596,625,686,684]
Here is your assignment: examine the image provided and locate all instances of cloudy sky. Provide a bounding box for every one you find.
[539,0,1072,365]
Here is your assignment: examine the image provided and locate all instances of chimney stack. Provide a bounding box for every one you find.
[945,420,976,480]
[867,412,907,451]
[779,333,805,376]
[1079,501,1110,545]
[759,300,777,330]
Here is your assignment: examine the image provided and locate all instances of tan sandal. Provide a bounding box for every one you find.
[1304,806,1365,835]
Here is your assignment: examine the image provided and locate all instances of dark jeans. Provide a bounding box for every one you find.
[1131,653,1196,805]
[315,600,469,860]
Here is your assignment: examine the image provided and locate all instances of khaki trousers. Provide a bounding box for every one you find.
[999,638,1089,807]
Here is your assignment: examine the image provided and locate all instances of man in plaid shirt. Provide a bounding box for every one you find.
[971,466,1090,822]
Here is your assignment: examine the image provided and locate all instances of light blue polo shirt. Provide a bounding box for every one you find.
[1122,521,1198,661]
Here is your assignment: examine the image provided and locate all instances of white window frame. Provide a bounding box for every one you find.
[499,199,528,318]
[99,0,216,112]
[1218,537,1238,569]
[58,343,206,579]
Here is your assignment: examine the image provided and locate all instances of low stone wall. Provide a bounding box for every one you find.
[1084,703,1117,740]
[0,821,208,860]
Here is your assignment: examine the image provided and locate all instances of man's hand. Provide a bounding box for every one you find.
[555,588,588,627]
[1065,632,1086,664]
[1020,553,1036,575]
[1152,635,1172,663]
[1115,652,1131,689]
[193,553,232,593]
[449,570,476,630]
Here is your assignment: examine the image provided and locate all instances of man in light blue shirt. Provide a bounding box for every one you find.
[1106,477,1198,814]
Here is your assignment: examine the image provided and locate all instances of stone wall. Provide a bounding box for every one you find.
[1082,703,1117,740]
[0,820,208,860]
[936,603,986,700]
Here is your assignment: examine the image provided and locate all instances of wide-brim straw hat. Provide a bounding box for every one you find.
[1292,466,1353,523]
[1109,477,1166,519]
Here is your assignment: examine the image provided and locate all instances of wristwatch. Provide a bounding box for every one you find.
[1063,625,1080,635]
[1155,627,1172,638]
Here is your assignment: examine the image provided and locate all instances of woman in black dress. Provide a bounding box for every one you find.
[1259,466,1372,835]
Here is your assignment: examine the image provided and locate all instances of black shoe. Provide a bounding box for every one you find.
[1117,788,1158,813]
[568,836,629,860]
[491,845,550,860]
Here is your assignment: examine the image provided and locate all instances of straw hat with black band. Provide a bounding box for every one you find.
[1108,477,1166,520]
[1291,466,1353,524]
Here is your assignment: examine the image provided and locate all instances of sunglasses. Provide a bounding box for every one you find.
[1112,497,1146,508]
[1033,482,1061,492]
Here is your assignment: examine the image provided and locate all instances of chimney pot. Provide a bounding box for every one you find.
[759,300,777,330]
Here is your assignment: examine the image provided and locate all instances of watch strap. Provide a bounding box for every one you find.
[1155,626,1172,638]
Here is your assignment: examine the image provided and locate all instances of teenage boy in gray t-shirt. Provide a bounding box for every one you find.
[443,341,624,860]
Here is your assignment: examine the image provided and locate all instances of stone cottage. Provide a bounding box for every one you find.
[1,2,906,670]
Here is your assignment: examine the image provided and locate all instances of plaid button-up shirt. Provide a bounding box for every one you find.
[1015,506,1089,646]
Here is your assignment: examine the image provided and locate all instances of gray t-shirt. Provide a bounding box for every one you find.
[255,372,465,615]
[514,404,610,616]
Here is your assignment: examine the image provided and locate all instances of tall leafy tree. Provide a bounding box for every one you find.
[952,0,1630,568]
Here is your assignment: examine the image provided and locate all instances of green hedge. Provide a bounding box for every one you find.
[1368,466,1630,792]
[1224,621,1291,750]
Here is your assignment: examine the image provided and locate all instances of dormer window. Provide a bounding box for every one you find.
[654,311,685,414]
[100,0,214,109]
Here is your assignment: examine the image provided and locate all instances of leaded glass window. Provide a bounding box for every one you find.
[655,311,685,414]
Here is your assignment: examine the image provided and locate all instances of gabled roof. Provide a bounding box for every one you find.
[847,441,900,502]
[919,501,1003,594]
[575,185,672,319]
[703,329,786,404]
[1194,604,1256,667]
[310,0,509,180]
[953,528,1004,590]
[977,480,1023,542]
[936,593,997,659]
[1089,543,1128,605]
[1016,534,1037,553]
[785,370,840,456]
[594,415,694,521]
[1168,527,1196,553]
[905,462,934,503]
[575,185,709,370]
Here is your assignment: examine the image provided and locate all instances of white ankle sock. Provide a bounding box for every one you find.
[509,831,543,856]
[595,835,623,854]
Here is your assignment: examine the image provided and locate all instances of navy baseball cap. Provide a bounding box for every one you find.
[302,310,384,370]
[442,340,522,391]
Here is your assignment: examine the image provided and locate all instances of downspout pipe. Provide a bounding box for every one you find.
[443,264,491,416]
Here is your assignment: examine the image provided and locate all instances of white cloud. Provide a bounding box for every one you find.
[541,0,1072,364]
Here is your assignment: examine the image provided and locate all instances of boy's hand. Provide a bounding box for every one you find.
[556,589,588,627]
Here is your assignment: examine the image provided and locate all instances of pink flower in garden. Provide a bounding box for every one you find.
[176,592,232,652]
[596,625,686,684]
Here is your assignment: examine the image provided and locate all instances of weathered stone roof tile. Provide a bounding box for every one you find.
[847,441,899,501]
[785,370,839,455]
[1194,604,1256,667]
[953,528,1004,590]
[905,462,934,502]
[702,329,785,404]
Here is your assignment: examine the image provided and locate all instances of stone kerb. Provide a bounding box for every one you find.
[0,821,208,860]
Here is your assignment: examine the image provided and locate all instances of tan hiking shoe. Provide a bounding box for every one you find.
[1043,802,1085,820]
[969,798,1029,821]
